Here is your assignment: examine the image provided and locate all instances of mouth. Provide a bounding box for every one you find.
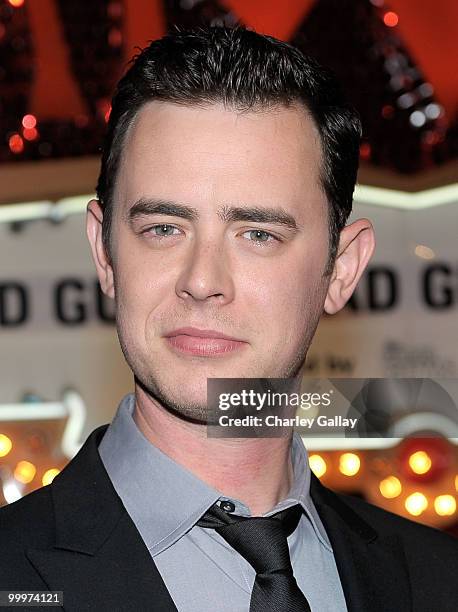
[164,326,248,357]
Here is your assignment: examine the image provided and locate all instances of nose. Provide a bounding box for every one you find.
[175,236,235,304]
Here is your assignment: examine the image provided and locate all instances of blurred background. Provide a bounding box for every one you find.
[0,0,457,535]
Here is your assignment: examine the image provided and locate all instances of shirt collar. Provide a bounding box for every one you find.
[98,393,332,556]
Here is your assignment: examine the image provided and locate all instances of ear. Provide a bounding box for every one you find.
[324,218,376,315]
[86,199,115,299]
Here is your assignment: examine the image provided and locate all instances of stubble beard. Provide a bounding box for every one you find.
[129,340,311,426]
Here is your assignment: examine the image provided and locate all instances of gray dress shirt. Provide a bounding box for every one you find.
[98,394,348,612]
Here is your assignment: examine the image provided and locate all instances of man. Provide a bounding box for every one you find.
[1,25,457,612]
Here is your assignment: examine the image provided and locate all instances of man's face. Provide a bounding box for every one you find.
[106,101,330,420]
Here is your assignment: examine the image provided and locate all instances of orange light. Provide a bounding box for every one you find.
[381,104,394,119]
[108,28,122,47]
[414,245,435,260]
[42,468,60,486]
[14,460,36,484]
[8,0,25,7]
[359,142,371,160]
[97,99,111,123]
[21,114,36,129]
[309,454,327,478]
[408,450,432,475]
[383,11,399,27]
[405,492,428,516]
[9,133,24,154]
[379,476,402,499]
[23,127,38,141]
[0,433,13,457]
[339,453,360,476]
[434,495,456,516]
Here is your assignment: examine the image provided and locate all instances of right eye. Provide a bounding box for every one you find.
[145,224,181,237]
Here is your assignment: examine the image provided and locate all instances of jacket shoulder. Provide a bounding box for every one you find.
[0,486,55,587]
[338,489,458,554]
[0,484,55,548]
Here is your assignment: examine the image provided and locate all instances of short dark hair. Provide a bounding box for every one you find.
[96,25,361,276]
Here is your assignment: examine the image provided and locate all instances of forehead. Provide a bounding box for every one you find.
[114,101,325,219]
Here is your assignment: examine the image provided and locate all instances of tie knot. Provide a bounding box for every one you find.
[198,503,303,575]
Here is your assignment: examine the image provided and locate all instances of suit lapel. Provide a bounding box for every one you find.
[310,473,412,612]
[26,425,178,612]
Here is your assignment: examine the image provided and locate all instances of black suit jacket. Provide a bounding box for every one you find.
[1,424,457,611]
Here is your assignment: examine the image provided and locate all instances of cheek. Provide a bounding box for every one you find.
[114,251,170,342]
[237,247,327,345]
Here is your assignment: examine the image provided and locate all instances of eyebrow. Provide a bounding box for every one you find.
[125,198,301,231]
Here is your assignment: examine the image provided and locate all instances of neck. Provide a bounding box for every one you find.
[132,384,294,516]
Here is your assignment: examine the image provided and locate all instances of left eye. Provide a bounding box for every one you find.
[243,229,276,243]
[148,224,180,237]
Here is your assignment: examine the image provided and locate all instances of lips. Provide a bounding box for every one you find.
[164,327,247,357]
[165,327,241,341]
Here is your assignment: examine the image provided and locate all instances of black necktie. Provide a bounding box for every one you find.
[197,502,312,612]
